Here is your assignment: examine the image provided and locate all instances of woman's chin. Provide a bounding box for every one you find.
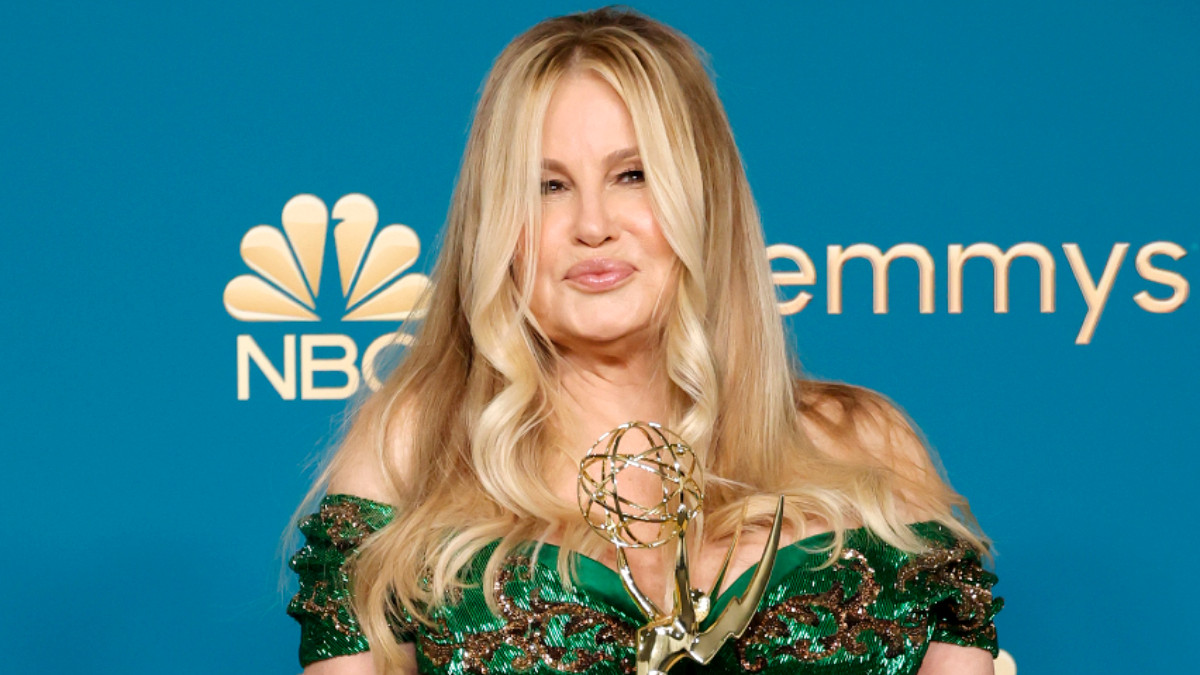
[554,321,656,352]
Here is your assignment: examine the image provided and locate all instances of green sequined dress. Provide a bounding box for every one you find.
[289,494,1003,674]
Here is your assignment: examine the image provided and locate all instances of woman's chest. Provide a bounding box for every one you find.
[404,542,951,675]
[544,461,830,609]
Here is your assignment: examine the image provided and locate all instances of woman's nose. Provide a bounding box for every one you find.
[573,188,618,247]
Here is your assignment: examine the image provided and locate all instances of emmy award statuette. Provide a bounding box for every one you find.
[577,422,786,675]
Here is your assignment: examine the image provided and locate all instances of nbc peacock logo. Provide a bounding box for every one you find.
[227,194,432,401]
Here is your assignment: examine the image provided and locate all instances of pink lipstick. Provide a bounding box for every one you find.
[565,258,635,291]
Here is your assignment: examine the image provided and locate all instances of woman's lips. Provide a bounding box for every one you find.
[564,258,635,291]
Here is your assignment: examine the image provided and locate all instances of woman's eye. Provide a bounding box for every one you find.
[618,169,645,184]
[541,179,566,195]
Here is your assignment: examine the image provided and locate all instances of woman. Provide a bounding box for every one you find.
[288,7,1002,675]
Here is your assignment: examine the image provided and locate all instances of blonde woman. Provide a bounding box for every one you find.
[288,8,1002,675]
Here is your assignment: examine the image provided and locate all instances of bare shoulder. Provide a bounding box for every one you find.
[325,394,419,504]
[797,380,942,498]
[795,380,985,550]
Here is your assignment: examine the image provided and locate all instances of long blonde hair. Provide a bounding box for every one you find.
[302,7,988,670]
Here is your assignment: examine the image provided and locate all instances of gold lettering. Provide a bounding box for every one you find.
[827,244,935,314]
[767,244,816,315]
[947,243,1055,313]
[300,334,361,399]
[237,334,296,400]
[362,332,415,391]
[1133,241,1189,312]
[1063,243,1129,345]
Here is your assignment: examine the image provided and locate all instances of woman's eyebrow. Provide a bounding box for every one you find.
[541,147,641,174]
[604,147,640,164]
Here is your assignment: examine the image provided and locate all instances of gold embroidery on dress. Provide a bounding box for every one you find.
[896,540,997,641]
[301,580,360,637]
[736,548,926,671]
[410,540,997,672]
[419,556,636,674]
[319,500,373,551]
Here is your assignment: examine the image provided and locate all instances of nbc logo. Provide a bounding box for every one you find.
[226,194,432,400]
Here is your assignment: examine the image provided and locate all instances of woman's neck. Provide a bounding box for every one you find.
[554,347,672,459]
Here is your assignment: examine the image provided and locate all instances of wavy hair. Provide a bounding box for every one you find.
[297,7,989,671]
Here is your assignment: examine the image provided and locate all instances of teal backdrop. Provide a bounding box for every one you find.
[3,1,1196,673]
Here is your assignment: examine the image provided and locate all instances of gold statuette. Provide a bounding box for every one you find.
[577,421,785,675]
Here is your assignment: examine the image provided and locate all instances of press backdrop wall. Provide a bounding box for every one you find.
[3,2,1196,674]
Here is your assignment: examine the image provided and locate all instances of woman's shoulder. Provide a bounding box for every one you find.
[794,378,955,526]
[325,394,420,505]
[796,378,935,475]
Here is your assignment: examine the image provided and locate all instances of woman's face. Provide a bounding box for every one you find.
[526,70,677,355]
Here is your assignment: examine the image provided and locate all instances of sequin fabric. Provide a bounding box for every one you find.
[289,494,1003,673]
[287,494,396,667]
